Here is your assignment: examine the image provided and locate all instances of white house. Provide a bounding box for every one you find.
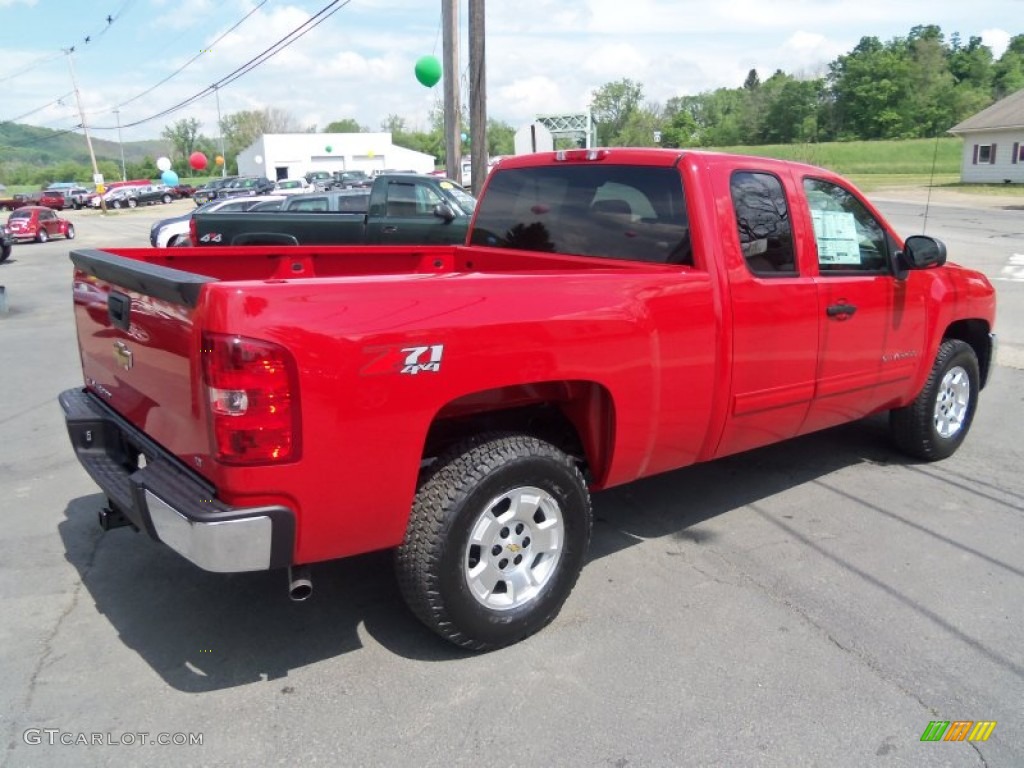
[236,132,436,181]
[948,89,1024,184]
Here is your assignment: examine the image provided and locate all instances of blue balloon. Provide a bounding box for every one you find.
[161,170,179,186]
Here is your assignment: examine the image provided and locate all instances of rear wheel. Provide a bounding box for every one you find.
[890,339,980,461]
[396,434,592,650]
[36,229,49,243]
[111,200,122,209]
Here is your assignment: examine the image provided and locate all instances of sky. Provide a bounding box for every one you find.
[0,0,1019,145]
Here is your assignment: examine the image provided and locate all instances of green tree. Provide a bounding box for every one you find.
[993,35,1024,98]
[220,108,300,172]
[325,118,365,133]
[487,119,515,156]
[160,118,202,168]
[590,78,644,145]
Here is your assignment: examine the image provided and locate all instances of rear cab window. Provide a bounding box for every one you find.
[470,164,691,265]
[729,171,797,276]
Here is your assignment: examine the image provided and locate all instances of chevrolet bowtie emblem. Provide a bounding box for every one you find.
[507,543,521,553]
[113,340,134,371]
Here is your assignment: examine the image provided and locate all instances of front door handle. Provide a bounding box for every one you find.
[826,303,857,318]
[382,225,398,234]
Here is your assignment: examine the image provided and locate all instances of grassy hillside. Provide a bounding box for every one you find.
[0,122,169,166]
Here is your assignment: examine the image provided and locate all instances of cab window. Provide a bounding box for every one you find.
[803,178,889,274]
[730,171,796,276]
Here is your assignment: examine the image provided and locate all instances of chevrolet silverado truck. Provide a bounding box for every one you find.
[59,148,996,650]
[190,173,476,246]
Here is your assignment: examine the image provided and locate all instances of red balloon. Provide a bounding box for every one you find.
[189,151,208,171]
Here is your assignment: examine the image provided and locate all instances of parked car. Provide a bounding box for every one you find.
[56,187,92,210]
[91,187,134,210]
[331,170,372,189]
[0,221,12,262]
[217,176,276,200]
[174,184,197,198]
[192,176,239,206]
[0,194,31,212]
[6,205,75,243]
[123,185,178,207]
[304,170,333,190]
[149,194,286,247]
[273,178,312,196]
[23,193,66,211]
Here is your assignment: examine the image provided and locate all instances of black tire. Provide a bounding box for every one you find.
[162,194,172,204]
[112,200,122,209]
[396,434,592,651]
[0,245,10,263]
[890,339,979,461]
[65,224,75,240]
[127,198,137,209]
[36,229,49,243]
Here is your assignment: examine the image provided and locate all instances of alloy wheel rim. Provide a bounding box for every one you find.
[934,365,970,438]
[464,485,564,611]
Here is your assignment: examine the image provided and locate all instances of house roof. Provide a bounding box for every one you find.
[949,88,1024,134]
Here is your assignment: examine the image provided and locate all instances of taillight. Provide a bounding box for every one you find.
[201,332,300,464]
[188,217,198,245]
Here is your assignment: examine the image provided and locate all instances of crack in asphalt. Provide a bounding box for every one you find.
[2,525,105,768]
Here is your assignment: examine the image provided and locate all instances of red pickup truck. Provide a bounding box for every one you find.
[60,148,996,650]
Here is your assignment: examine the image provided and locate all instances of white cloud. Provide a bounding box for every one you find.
[981,28,1012,58]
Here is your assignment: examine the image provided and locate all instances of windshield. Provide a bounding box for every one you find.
[447,186,476,214]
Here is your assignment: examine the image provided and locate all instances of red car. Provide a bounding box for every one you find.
[7,206,76,243]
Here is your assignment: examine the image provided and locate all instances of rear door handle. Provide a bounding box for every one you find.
[382,225,398,234]
[826,303,857,318]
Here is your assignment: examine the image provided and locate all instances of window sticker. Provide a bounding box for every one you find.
[439,181,454,189]
[810,209,861,265]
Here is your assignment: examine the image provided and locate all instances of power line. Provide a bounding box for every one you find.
[92,0,351,131]
[0,92,76,125]
[113,0,269,110]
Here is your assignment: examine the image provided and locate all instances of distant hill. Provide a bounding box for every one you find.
[0,121,169,165]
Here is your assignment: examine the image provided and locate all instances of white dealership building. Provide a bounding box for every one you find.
[237,132,436,181]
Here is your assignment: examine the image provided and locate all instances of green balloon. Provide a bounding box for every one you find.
[414,55,442,87]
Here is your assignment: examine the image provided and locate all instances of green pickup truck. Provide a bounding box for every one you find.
[191,173,476,247]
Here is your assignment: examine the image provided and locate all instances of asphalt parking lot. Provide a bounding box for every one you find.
[0,198,1021,767]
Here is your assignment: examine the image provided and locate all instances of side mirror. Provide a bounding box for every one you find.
[892,235,946,280]
[903,235,947,269]
[433,203,456,223]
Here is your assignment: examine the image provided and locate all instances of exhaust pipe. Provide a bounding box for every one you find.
[287,565,313,602]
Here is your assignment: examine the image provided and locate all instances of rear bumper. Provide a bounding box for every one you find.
[59,388,295,572]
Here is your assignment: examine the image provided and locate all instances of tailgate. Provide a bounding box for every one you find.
[71,248,215,463]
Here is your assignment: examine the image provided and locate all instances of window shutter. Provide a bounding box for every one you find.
[991,143,997,164]
[1015,142,1020,165]
[973,145,979,165]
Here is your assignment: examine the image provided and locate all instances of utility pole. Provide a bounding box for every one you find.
[214,85,227,178]
[114,108,127,181]
[468,0,487,196]
[442,0,460,183]
[65,50,107,213]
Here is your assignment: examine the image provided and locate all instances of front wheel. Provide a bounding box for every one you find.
[127,198,137,209]
[162,195,172,204]
[111,200,122,209]
[65,224,75,240]
[0,244,10,263]
[396,434,592,651]
[890,339,980,461]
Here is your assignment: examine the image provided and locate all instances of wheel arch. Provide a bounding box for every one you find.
[422,380,616,486]
[943,319,993,389]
